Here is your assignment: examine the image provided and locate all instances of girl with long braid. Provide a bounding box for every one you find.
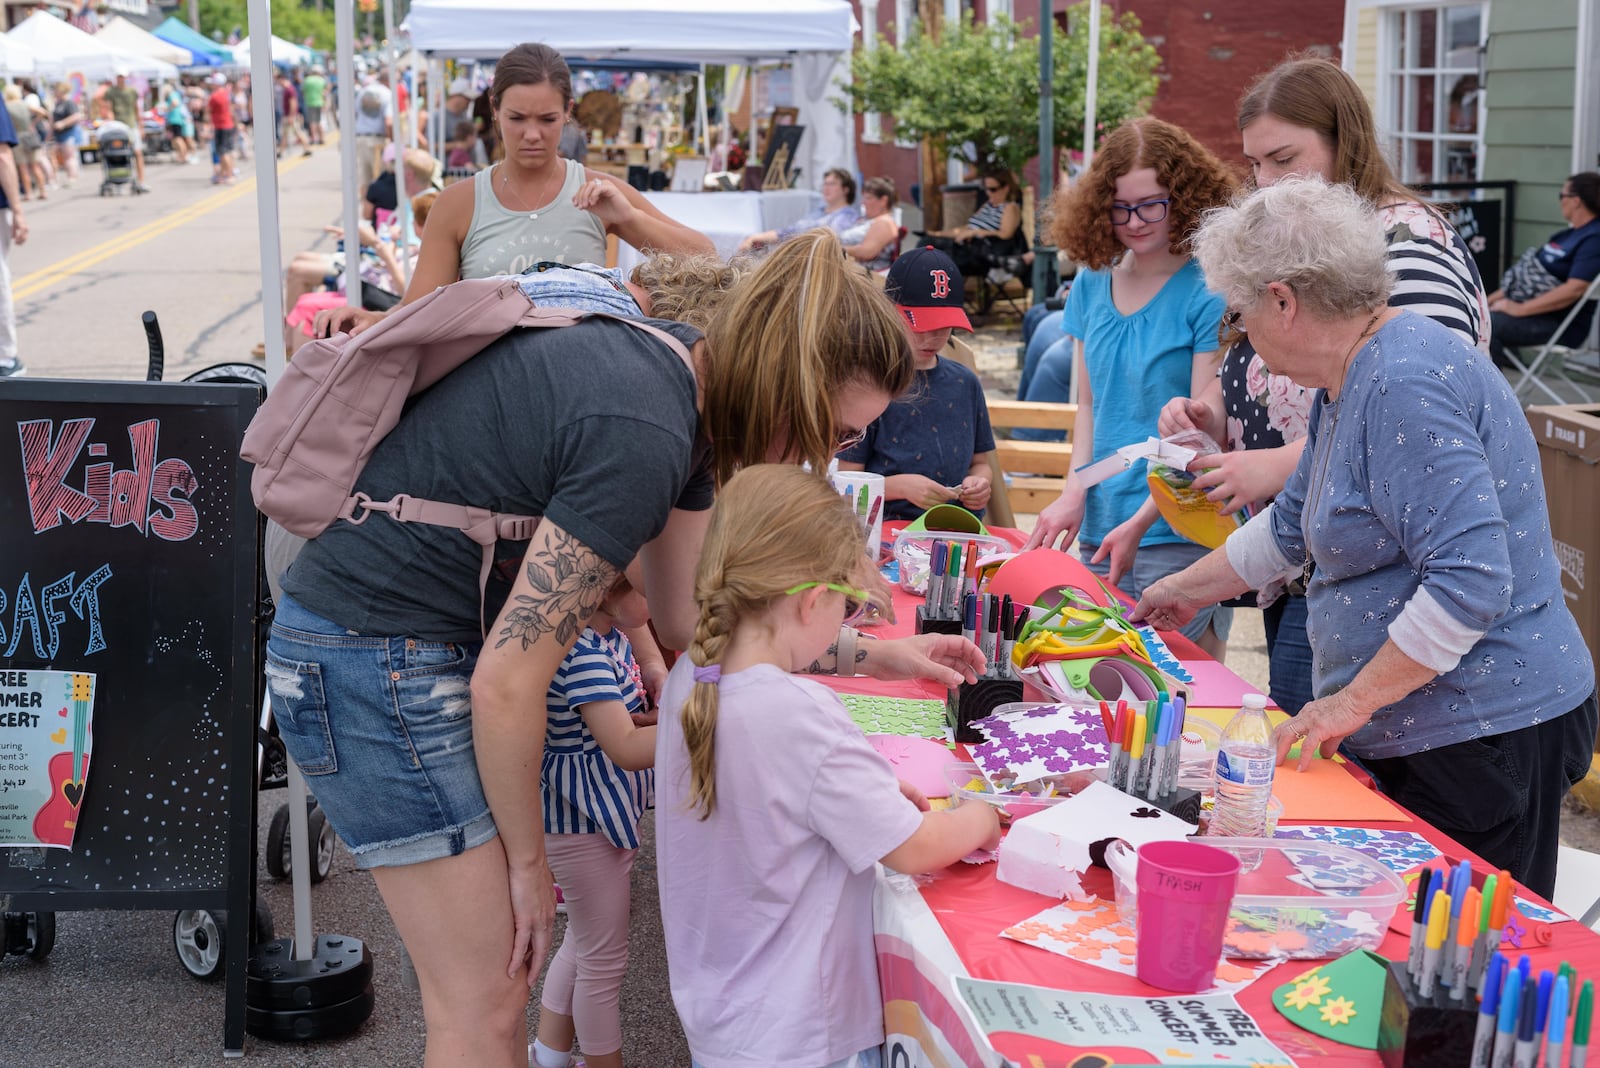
[653,465,1001,1068]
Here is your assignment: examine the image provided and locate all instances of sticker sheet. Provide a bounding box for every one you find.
[968,702,1110,784]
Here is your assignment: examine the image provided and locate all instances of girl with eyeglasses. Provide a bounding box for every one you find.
[1022,117,1238,660]
[1153,55,1490,716]
[654,465,1001,1068]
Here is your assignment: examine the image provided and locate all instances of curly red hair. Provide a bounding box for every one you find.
[1050,117,1239,269]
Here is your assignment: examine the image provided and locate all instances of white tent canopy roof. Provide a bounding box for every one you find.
[405,0,854,61]
[0,34,34,76]
[96,15,193,68]
[233,33,313,67]
[6,11,176,81]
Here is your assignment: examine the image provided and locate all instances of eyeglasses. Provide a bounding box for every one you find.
[1560,191,1579,200]
[834,426,867,452]
[1220,308,1248,347]
[784,581,872,625]
[984,183,1003,193]
[1109,198,1170,225]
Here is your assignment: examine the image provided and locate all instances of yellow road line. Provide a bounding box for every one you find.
[13,154,314,302]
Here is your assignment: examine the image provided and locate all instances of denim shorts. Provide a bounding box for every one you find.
[264,594,496,868]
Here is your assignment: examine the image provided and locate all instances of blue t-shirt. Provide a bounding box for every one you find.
[0,102,16,212]
[1065,258,1226,547]
[1539,218,1600,286]
[836,356,996,522]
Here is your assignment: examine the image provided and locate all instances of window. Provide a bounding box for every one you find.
[1386,4,1486,183]
[862,0,882,143]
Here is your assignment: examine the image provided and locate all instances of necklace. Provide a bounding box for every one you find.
[1300,309,1385,575]
[499,162,561,221]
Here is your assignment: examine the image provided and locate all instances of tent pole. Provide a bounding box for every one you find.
[383,0,412,289]
[696,62,708,156]
[1082,0,1099,171]
[247,0,286,386]
[1034,0,1052,304]
[337,0,361,313]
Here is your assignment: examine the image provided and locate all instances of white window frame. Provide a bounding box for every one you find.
[1378,2,1488,184]
[891,0,918,147]
[861,0,882,143]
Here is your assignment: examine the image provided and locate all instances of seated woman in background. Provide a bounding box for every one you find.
[737,167,860,253]
[839,176,901,273]
[921,169,1025,278]
[1488,171,1599,367]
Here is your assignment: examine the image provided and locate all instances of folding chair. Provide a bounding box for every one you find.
[1508,275,1600,405]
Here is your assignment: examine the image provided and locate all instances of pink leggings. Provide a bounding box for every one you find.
[541,832,638,1057]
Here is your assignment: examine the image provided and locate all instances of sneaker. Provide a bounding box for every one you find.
[553,883,566,914]
[0,358,24,378]
[134,182,151,193]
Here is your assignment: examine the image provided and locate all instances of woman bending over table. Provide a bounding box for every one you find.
[266,230,984,1067]
[318,42,714,338]
[1134,179,1596,899]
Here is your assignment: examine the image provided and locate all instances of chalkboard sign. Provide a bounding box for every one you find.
[0,378,260,1053]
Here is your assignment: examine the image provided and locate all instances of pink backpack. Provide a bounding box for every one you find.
[240,276,695,615]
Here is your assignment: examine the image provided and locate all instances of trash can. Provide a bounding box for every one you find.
[1529,403,1600,804]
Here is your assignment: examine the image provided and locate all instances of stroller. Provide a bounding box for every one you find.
[96,121,143,196]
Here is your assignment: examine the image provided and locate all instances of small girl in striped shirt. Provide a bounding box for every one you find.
[531,569,658,1068]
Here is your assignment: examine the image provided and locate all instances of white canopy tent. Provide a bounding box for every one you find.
[0,34,34,77]
[404,0,858,191]
[95,16,193,68]
[6,11,177,81]
[233,33,313,68]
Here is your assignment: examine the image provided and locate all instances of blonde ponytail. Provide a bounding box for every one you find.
[678,464,874,818]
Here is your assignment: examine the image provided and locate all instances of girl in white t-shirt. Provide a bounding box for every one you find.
[654,465,1000,1068]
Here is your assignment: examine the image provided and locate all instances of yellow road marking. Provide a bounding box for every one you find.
[13,153,314,302]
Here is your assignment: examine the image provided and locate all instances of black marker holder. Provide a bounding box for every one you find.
[1150,785,1203,825]
[1377,956,1477,1068]
[946,677,1024,743]
[914,604,964,638]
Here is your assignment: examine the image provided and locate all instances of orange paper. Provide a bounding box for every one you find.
[1272,756,1412,823]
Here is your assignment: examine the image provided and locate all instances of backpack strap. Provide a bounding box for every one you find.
[339,492,538,636]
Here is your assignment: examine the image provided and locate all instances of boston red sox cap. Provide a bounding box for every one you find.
[884,246,973,334]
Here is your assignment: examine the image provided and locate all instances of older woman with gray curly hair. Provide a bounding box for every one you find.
[1134,178,1595,897]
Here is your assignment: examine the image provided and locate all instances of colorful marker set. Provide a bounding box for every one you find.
[1103,694,1186,802]
[1407,862,1515,1001]
[961,592,1024,680]
[840,482,882,529]
[924,539,983,622]
[1470,950,1593,1068]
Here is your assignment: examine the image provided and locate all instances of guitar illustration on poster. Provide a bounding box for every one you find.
[0,669,96,849]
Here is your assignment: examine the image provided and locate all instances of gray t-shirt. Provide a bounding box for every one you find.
[283,317,710,642]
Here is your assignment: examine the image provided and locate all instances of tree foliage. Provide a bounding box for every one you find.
[843,3,1161,175]
[197,0,336,53]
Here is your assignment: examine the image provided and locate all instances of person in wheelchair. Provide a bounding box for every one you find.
[919,168,1026,280]
[1487,171,1599,368]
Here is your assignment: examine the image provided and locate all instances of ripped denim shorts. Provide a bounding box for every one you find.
[264,594,495,868]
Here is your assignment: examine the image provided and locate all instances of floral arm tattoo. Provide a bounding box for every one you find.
[495,529,619,651]
[803,641,870,676]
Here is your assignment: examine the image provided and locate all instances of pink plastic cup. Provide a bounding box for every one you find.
[1134,840,1241,993]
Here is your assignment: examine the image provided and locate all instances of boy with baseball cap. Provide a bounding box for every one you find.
[836,247,996,519]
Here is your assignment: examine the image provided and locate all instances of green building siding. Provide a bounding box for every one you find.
[1483,0,1580,254]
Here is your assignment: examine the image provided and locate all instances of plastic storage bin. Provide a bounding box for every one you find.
[1106,836,1406,959]
[943,761,1093,821]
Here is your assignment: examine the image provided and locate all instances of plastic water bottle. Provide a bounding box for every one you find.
[1210,694,1275,838]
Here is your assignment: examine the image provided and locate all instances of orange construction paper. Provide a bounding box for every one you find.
[1272,756,1411,823]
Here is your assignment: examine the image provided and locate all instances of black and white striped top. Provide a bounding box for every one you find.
[1376,200,1490,351]
[969,201,1008,234]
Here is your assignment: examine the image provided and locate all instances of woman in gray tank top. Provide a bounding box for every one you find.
[317,43,714,339]
[842,176,902,273]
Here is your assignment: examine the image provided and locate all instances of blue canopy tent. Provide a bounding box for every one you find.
[151,17,234,66]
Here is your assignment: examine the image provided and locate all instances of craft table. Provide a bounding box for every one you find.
[838,525,1600,1067]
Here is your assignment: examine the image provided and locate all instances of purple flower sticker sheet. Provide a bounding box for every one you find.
[1273,826,1440,876]
[969,703,1110,785]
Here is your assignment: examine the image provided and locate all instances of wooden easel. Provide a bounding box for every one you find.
[762,144,792,189]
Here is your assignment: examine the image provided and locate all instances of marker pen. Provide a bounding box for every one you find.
[1145,704,1169,803]
[1450,886,1481,999]
[1479,873,1509,981]
[1126,720,1145,797]
[1572,979,1592,1068]
[1106,703,1125,790]
[1443,870,1468,990]
[980,596,998,674]
[1492,968,1521,1068]
[999,600,1017,681]
[947,543,963,620]
[1492,870,1514,954]
[1547,974,1571,1068]
[927,541,946,618]
[1515,954,1531,992]
[1409,867,1433,980]
[1471,952,1505,1068]
[1420,888,1449,997]
[961,592,977,650]
[1471,873,1498,992]
[1512,976,1537,1068]
[1536,970,1555,1040]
